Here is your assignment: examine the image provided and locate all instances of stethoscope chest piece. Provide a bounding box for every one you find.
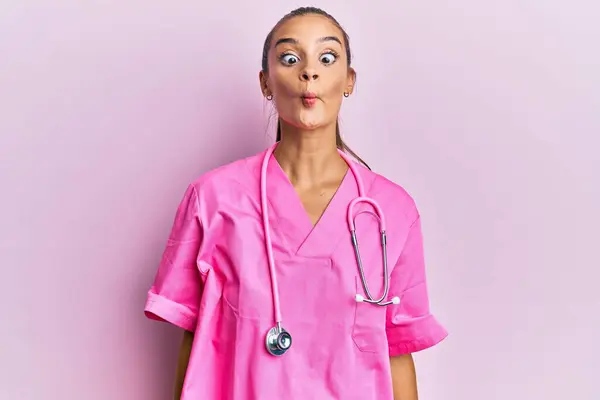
[265,325,292,356]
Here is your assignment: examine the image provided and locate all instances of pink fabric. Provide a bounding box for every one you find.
[144,147,447,399]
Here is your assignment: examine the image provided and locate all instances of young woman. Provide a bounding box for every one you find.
[145,7,447,400]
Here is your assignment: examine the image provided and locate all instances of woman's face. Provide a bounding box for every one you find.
[260,14,355,131]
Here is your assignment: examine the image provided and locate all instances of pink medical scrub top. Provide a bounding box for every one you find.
[144,146,447,399]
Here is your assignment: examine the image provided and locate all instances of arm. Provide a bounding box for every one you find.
[174,330,194,400]
[143,185,205,399]
[390,354,418,400]
[386,215,447,399]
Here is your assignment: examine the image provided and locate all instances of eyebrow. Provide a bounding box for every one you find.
[274,36,342,47]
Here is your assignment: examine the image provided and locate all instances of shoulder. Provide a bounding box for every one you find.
[357,164,420,224]
[185,148,266,206]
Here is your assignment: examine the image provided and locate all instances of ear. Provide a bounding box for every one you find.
[345,67,357,95]
[259,70,270,97]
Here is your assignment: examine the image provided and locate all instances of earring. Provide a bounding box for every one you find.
[343,92,350,98]
[266,94,273,101]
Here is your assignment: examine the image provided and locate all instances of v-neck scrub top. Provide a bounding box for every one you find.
[144,147,447,399]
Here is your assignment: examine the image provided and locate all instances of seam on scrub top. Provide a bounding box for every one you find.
[188,183,206,234]
[161,245,199,271]
[264,189,294,257]
[191,183,201,215]
[399,279,426,296]
[388,336,439,354]
[389,324,448,347]
[388,214,422,270]
[221,295,240,317]
[408,214,420,230]
[166,237,201,245]
[369,175,420,264]
[147,293,197,324]
[150,292,197,316]
[160,186,201,246]
[236,157,264,194]
[241,152,300,256]
[370,174,419,224]
[221,295,271,321]
[387,312,432,329]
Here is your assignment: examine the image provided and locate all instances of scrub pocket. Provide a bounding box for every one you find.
[351,276,388,353]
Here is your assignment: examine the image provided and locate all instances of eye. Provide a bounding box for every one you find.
[319,52,337,65]
[280,53,300,66]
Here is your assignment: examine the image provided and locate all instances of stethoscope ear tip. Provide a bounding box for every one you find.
[391,296,400,305]
[355,294,365,303]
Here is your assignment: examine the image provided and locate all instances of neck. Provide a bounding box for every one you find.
[274,121,347,188]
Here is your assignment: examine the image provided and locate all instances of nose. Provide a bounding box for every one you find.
[300,70,319,82]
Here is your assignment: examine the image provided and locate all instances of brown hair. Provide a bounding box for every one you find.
[261,6,371,170]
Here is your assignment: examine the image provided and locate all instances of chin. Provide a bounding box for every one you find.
[291,121,325,131]
[298,121,322,130]
[279,107,333,131]
[294,113,329,130]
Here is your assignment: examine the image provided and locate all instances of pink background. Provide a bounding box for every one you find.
[1,1,599,399]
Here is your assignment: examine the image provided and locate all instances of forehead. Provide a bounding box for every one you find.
[272,14,343,44]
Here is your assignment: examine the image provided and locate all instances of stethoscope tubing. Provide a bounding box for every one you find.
[260,144,399,356]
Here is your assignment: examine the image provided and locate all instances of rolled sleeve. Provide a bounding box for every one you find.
[144,184,204,332]
[386,215,448,356]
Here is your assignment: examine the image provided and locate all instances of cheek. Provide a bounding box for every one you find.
[321,72,346,103]
[318,74,348,103]
[268,70,297,96]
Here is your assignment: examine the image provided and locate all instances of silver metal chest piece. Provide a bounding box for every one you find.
[265,325,292,356]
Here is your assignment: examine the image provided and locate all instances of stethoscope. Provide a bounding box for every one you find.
[260,144,400,356]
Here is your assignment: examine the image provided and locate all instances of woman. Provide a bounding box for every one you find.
[144,7,447,400]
